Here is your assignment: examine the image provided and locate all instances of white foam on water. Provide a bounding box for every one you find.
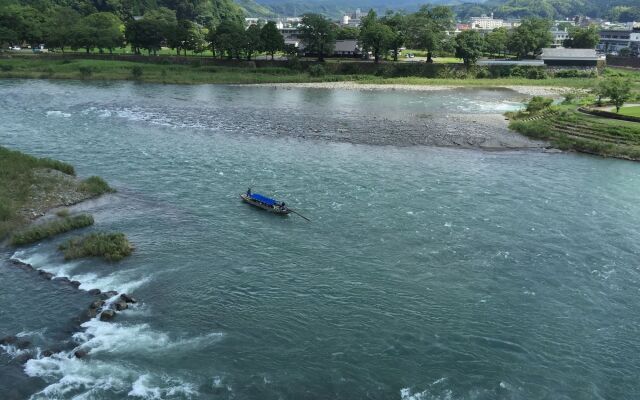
[72,318,224,356]
[11,249,149,294]
[17,328,47,339]
[128,374,197,399]
[25,353,132,399]
[46,110,71,118]
[1,344,31,358]
[25,315,211,399]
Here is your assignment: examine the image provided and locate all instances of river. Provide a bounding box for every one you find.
[1,80,639,399]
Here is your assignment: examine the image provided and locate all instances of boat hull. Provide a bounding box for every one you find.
[240,194,291,215]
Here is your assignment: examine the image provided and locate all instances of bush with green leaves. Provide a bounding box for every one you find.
[79,176,115,196]
[59,232,133,261]
[526,96,554,113]
[78,66,93,78]
[308,64,326,77]
[131,66,143,79]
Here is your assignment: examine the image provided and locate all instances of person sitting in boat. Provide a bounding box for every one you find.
[280,202,287,210]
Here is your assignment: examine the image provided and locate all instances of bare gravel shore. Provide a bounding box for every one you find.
[249,82,570,97]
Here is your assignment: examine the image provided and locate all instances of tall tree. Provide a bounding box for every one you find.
[260,21,283,60]
[507,18,552,59]
[45,7,81,53]
[455,30,484,67]
[359,10,393,63]
[74,12,124,54]
[212,19,244,59]
[336,26,359,40]
[242,24,262,60]
[381,11,406,62]
[564,25,600,49]
[485,27,508,58]
[299,13,336,62]
[406,5,454,63]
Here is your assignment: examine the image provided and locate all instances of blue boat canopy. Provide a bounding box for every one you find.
[250,193,278,206]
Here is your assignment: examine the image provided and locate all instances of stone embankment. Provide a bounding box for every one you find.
[1,259,139,363]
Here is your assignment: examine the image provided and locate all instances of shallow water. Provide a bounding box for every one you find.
[1,80,640,399]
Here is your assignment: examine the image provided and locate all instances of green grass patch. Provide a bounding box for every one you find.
[59,232,133,262]
[618,106,640,118]
[509,105,640,160]
[79,176,115,196]
[0,57,603,88]
[0,146,76,238]
[10,214,94,246]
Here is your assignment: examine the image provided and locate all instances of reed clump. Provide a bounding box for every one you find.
[11,214,94,246]
[59,232,134,262]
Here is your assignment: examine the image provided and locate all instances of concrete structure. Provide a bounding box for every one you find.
[550,29,570,48]
[540,48,602,67]
[597,27,640,55]
[470,14,504,30]
[340,9,363,27]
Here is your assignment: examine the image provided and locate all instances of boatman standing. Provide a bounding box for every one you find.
[247,188,252,196]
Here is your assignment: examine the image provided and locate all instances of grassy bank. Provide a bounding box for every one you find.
[0,57,604,88]
[11,214,94,245]
[59,232,133,261]
[0,145,113,240]
[509,105,640,160]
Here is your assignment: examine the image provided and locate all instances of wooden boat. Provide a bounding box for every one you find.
[240,192,292,215]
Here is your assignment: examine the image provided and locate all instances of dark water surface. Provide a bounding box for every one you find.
[1,80,639,400]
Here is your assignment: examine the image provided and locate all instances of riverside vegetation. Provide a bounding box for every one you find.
[508,73,640,160]
[0,57,604,88]
[0,145,133,260]
[59,232,134,262]
[11,214,94,245]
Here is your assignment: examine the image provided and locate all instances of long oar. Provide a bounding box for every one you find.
[290,209,311,222]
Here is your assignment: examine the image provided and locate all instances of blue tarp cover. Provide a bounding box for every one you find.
[250,193,278,206]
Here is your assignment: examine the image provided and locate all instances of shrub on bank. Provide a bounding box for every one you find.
[59,232,133,261]
[11,214,95,246]
[309,64,326,77]
[131,66,143,79]
[526,96,554,113]
[79,176,115,196]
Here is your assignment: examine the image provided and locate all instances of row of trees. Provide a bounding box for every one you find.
[1,3,601,64]
[0,4,287,59]
[301,7,599,65]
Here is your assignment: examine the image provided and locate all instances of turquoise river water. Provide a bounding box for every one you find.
[1,80,640,400]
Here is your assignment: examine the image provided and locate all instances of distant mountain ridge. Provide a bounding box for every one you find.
[242,0,481,18]
[243,0,640,20]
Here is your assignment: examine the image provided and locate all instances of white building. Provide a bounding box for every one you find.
[340,9,363,27]
[551,29,570,47]
[470,13,504,30]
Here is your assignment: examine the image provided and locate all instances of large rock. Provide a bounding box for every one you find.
[42,350,54,358]
[113,300,128,311]
[52,277,71,284]
[120,294,137,304]
[87,288,101,296]
[0,335,17,345]
[15,353,33,364]
[38,270,53,280]
[99,309,115,321]
[100,291,118,300]
[74,349,88,359]
[89,300,105,310]
[16,340,31,350]
[10,260,33,271]
[69,280,81,288]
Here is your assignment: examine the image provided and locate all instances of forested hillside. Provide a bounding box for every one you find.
[456,0,640,20]
[0,0,247,24]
